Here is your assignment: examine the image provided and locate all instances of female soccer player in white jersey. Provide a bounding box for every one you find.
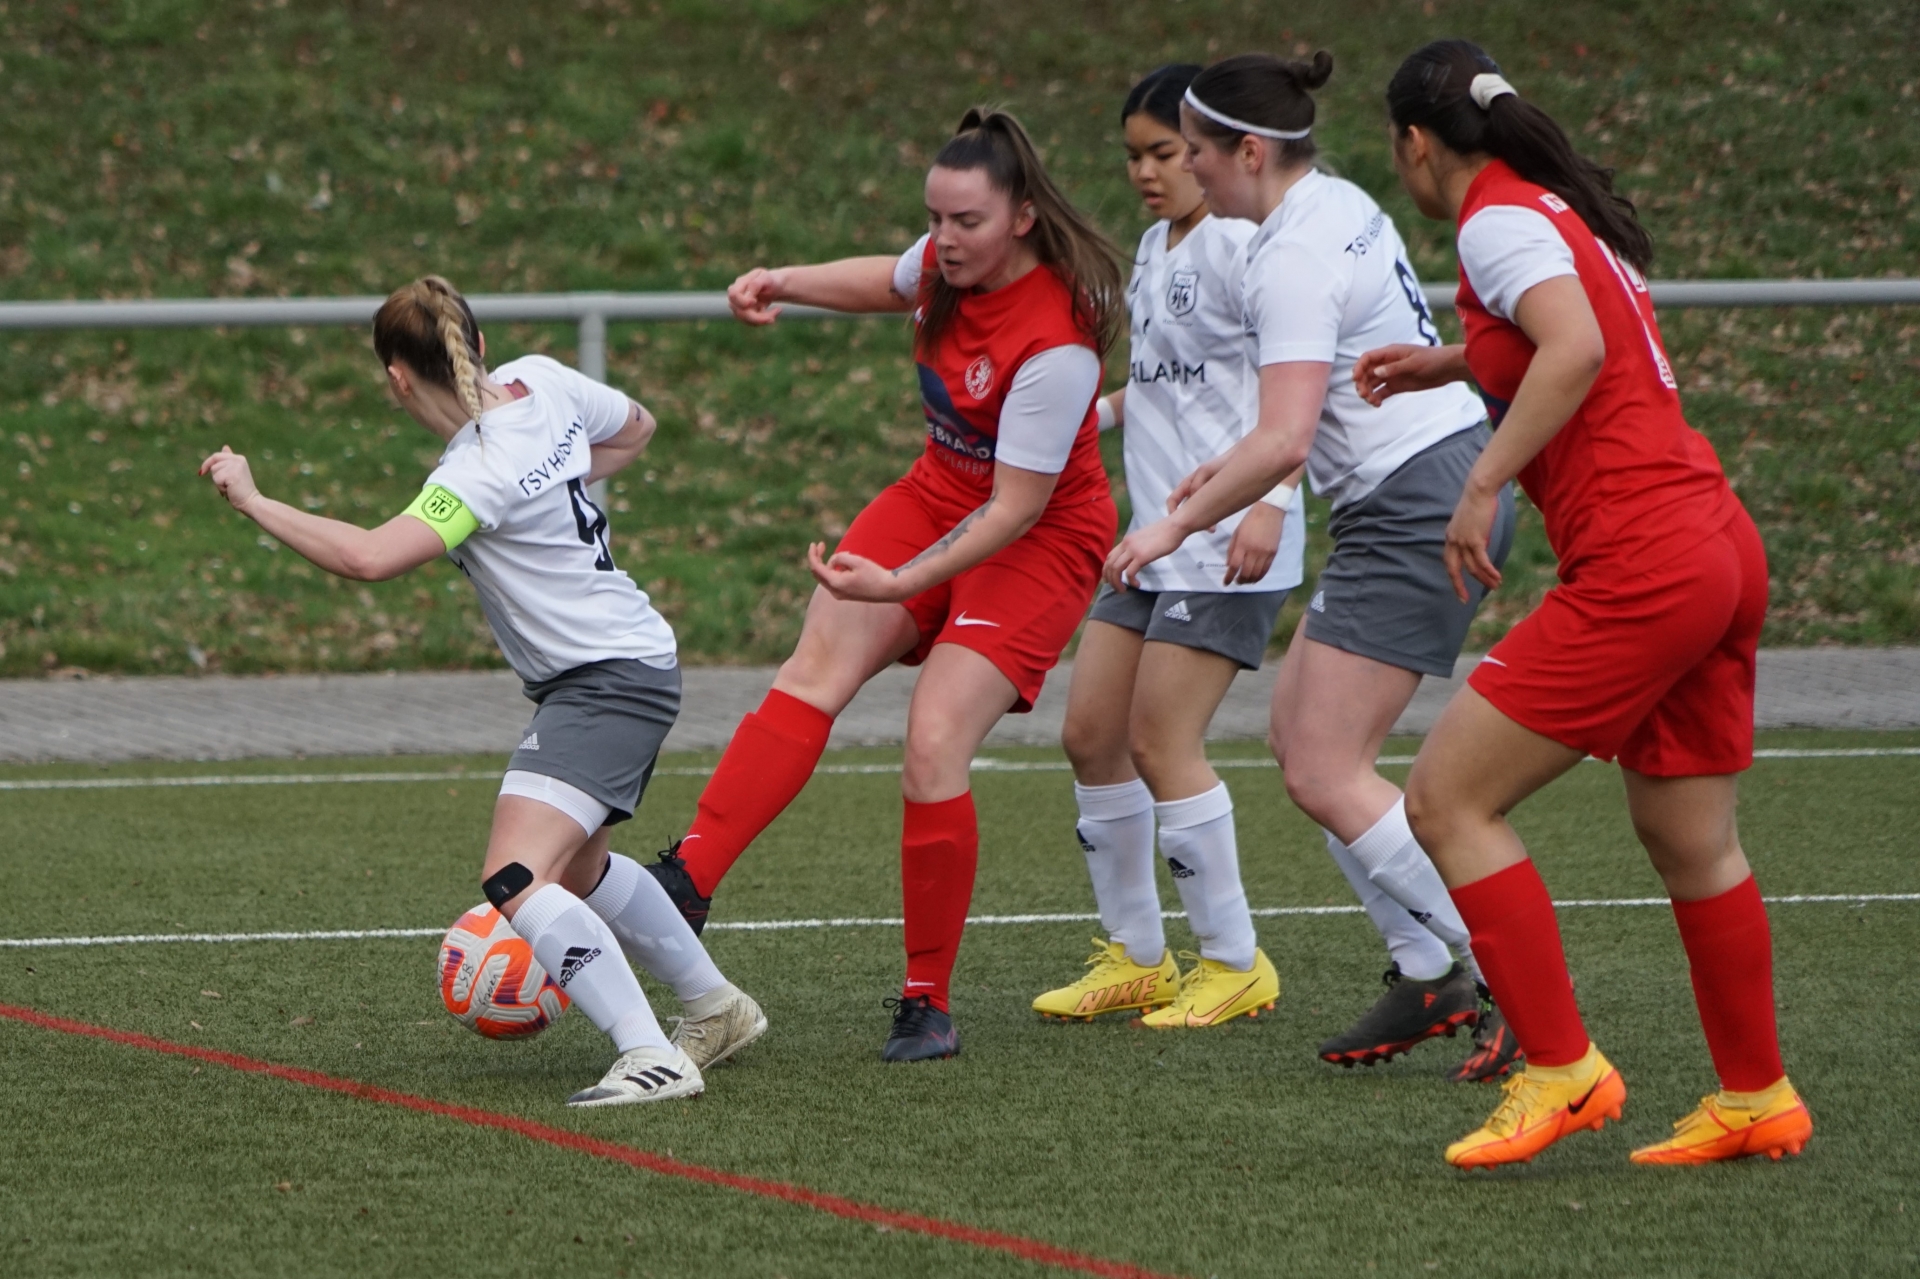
[1032,64,1303,1029]
[199,276,765,1107]
[1105,52,1522,1081]
[645,110,1124,1063]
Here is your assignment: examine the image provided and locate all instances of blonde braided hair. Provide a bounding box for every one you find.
[372,275,486,424]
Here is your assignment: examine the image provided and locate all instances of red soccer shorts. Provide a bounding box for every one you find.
[837,475,1113,712]
[1469,509,1768,776]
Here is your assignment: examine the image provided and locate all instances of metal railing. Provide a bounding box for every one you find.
[1,279,1914,384]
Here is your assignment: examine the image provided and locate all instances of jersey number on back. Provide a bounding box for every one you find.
[1393,258,1441,346]
[566,479,615,572]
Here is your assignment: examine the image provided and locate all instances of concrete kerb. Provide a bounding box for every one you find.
[0,648,1915,764]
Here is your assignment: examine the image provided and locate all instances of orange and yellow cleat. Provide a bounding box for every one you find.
[1446,1043,1626,1169]
[1629,1077,1812,1166]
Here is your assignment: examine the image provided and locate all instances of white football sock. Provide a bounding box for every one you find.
[512,882,669,1053]
[1155,783,1257,972]
[1324,829,1455,981]
[585,853,728,1005]
[1345,796,1482,981]
[1073,779,1164,966]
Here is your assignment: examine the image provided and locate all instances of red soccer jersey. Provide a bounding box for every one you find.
[1456,160,1739,581]
[907,241,1109,516]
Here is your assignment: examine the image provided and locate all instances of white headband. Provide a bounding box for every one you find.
[1469,73,1518,110]
[1182,86,1312,141]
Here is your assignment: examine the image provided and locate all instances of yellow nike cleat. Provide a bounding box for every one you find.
[1446,1042,1626,1169]
[1629,1077,1812,1166]
[1138,949,1280,1029]
[1032,938,1179,1020]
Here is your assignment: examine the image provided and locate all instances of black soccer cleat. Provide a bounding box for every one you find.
[645,840,712,936]
[880,994,960,1063]
[1449,983,1525,1083]
[1317,962,1479,1068]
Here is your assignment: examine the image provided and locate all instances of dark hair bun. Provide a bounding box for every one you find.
[1286,49,1334,91]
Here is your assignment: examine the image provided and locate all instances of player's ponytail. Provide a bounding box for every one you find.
[918,107,1125,360]
[372,275,486,424]
[1183,51,1332,167]
[1387,39,1654,272]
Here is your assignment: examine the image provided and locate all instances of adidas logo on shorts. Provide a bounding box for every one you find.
[1162,598,1193,624]
[1309,591,1326,613]
[518,733,540,751]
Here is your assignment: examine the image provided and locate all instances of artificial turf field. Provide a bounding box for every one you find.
[1,732,1914,1277]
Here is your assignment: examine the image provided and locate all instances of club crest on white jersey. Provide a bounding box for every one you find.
[1166,268,1199,319]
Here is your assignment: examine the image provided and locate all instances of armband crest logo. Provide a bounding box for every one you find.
[421,487,463,524]
[963,355,995,400]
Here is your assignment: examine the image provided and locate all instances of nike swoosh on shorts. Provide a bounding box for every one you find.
[953,613,999,628]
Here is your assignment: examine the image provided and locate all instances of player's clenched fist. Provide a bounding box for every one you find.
[199,445,260,512]
[727,267,788,326]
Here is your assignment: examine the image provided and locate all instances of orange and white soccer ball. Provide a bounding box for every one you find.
[438,903,569,1039]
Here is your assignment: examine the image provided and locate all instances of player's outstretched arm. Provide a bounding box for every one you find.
[199,446,446,582]
[1353,343,1471,406]
[805,462,1057,604]
[727,257,912,325]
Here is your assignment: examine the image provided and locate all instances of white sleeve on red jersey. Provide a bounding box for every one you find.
[993,345,1101,474]
[892,234,931,301]
[1458,206,1578,323]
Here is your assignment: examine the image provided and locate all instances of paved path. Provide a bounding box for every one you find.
[0,648,1915,764]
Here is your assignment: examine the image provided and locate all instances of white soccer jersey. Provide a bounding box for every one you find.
[1122,216,1307,595]
[426,354,676,682]
[1242,170,1486,510]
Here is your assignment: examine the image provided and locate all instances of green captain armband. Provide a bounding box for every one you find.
[402,484,480,551]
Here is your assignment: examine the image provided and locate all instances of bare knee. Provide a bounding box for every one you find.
[1062,711,1129,782]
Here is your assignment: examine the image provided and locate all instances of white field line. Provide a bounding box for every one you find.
[4,893,1915,950]
[3,745,1917,792]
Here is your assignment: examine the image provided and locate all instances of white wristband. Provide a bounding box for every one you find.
[1261,482,1297,509]
[1094,396,1117,432]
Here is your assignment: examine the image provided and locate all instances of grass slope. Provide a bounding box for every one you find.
[1,733,1916,1277]
[0,0,1916,676]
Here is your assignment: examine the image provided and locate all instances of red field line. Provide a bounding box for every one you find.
[0,1001,1182,1279]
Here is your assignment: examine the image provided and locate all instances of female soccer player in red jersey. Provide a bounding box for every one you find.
[1104,52,1522,1080]
[1357,40,1810,1168]
[647,109,1124,1062]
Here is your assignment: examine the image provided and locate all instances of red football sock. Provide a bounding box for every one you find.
[900,793,979,1014]
[1450,859,1590,1068]
[1671,876,1786,1092]
[679,689,834,897]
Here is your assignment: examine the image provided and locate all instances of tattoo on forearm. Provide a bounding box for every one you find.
[893,497,993,576]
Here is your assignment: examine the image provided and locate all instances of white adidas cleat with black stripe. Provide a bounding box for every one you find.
[566,1044,704,1108]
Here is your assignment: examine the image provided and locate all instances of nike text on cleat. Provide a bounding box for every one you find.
[1450,984,1525,1084]
[1139,949,1280,1029]
[566,1044,705,1108]
[1445,1043,1625,1169]
[645,839,712,936]
[881,994,960,1062]
[1628,1078,1812,1165]
[670,985,768,1070]
[1317,963,1478,1068]
[1032,939,1180,1020]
